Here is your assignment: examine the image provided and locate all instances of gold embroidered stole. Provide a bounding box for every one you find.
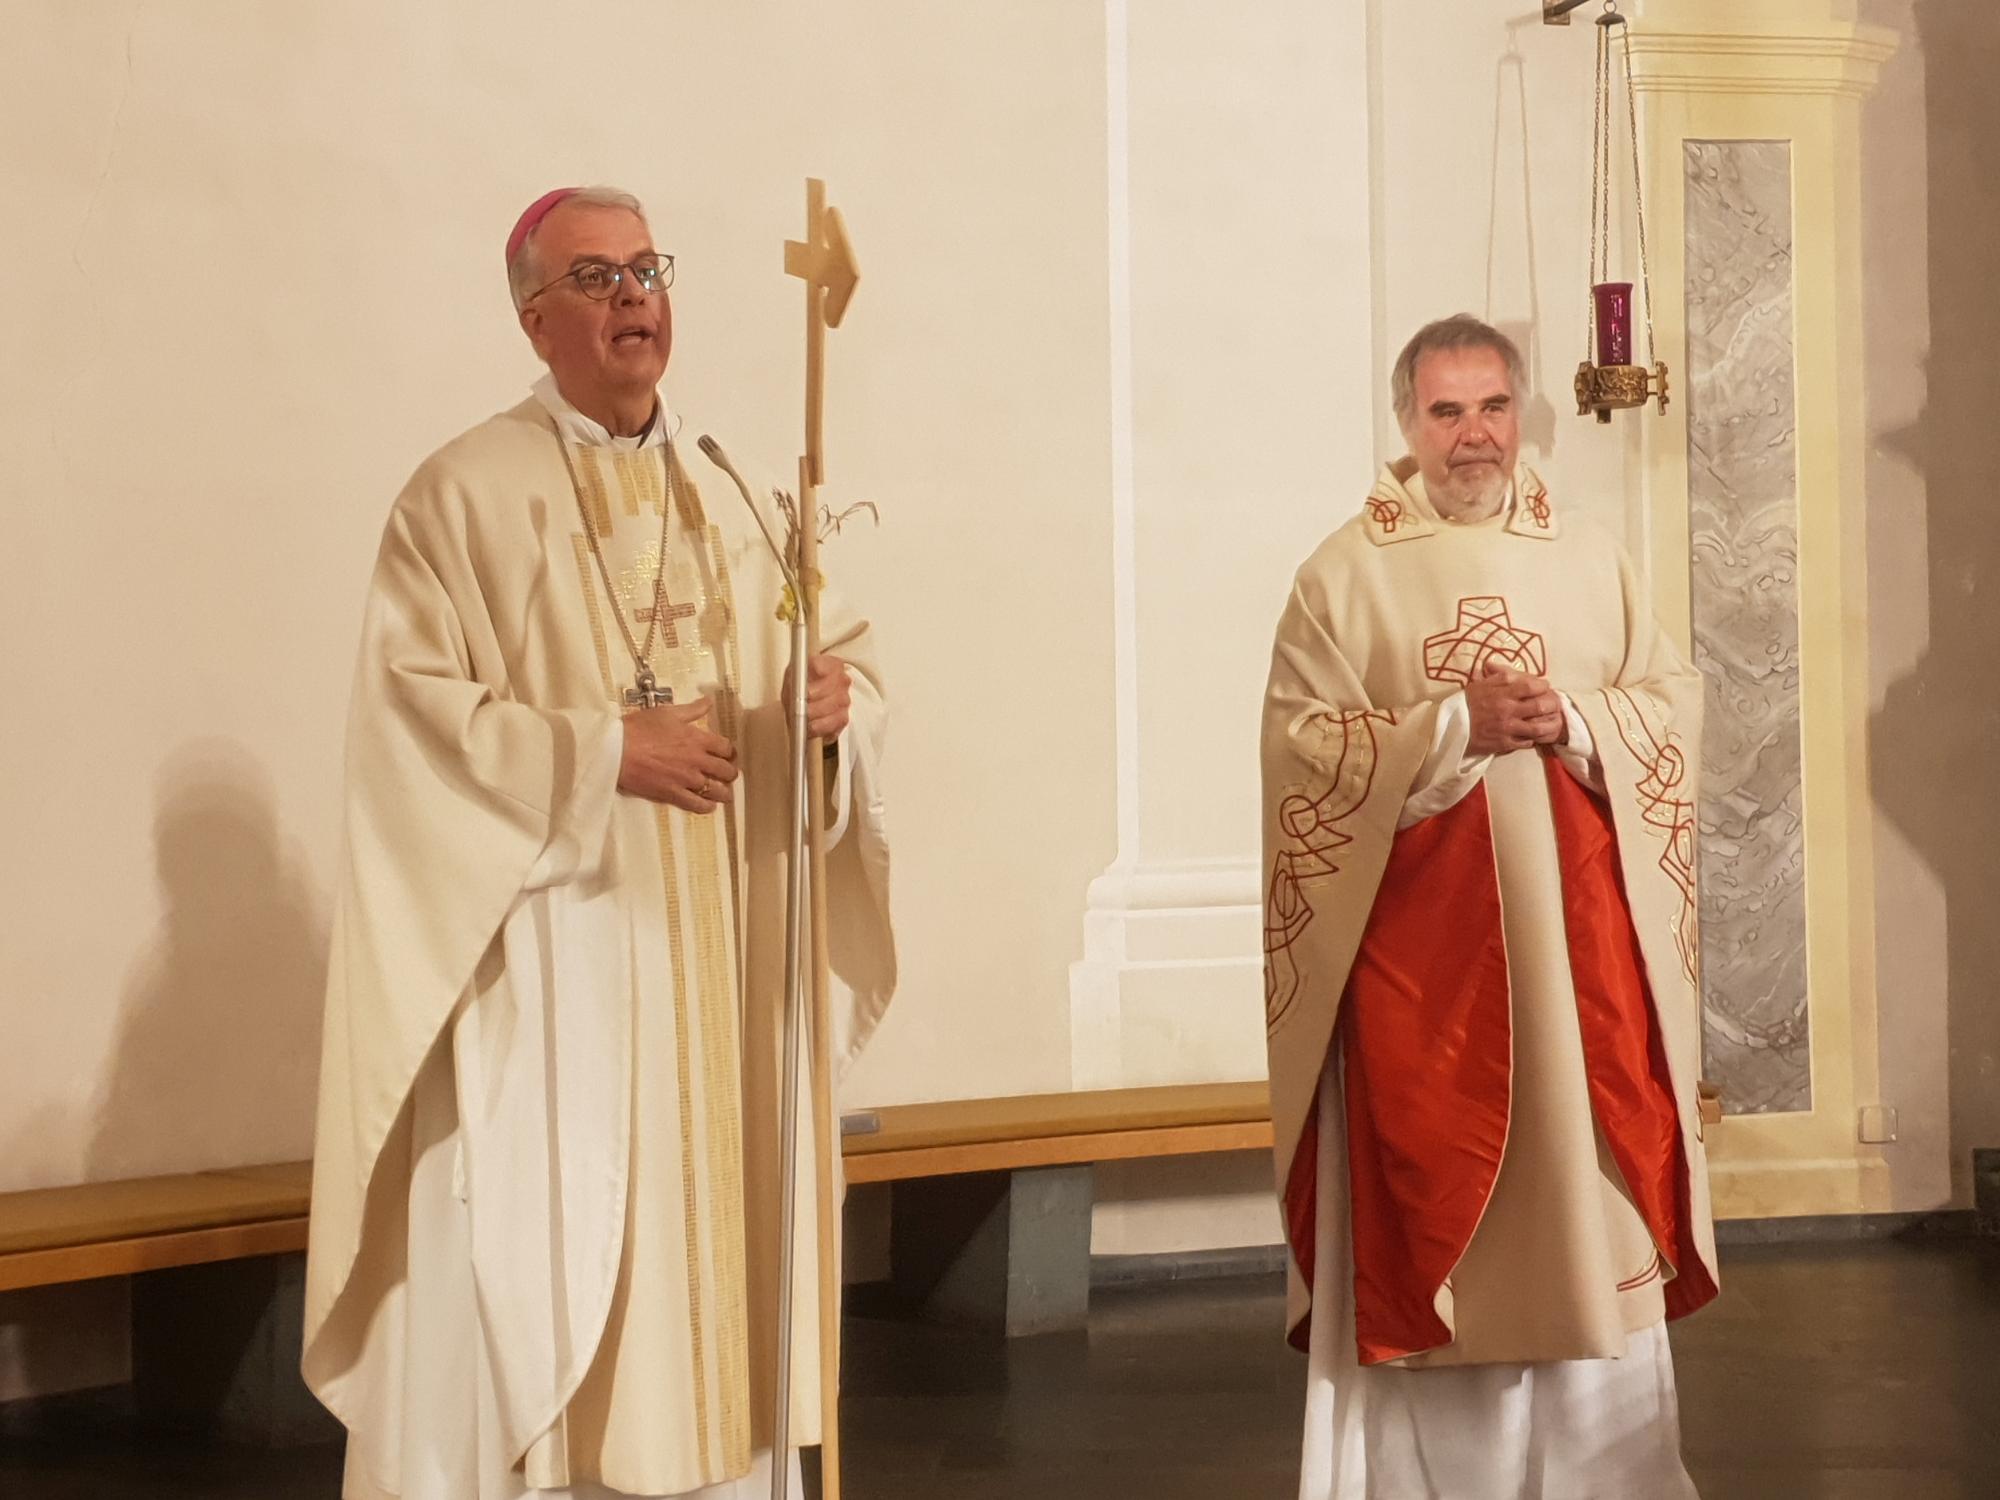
[534,441,753,1487]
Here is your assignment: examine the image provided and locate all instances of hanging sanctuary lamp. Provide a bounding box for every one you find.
[1548,0,1668,421]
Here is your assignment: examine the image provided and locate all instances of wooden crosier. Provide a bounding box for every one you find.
[772,176,859,1500]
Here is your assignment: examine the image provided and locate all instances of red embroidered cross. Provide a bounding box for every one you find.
[1423,597,1548,685]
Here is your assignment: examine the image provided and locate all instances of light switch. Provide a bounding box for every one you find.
[1857,1105,1899,1144]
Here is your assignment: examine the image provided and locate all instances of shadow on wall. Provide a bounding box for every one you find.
[1869,3,2000,1203]
[85,740,328,1183]
[1486,17,1561,459]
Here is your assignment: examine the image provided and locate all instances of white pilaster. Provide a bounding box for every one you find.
[1069,0,1379,1093]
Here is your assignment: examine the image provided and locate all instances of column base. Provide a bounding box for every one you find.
[1067,857,1268,1091]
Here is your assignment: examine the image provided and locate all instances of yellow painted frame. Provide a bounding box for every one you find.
[1627,1,1898,1216]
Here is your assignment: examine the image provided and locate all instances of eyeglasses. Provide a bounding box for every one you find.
[526,253,676,304]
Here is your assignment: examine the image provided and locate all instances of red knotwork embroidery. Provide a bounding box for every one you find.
[1604,687,1699,982]
[1423,596,1547,686]
[1265,709,1395,1030]
[1366,496,1405,535]
[1525,489,1552,529]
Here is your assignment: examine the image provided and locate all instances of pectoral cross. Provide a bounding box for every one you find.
[624,662,673,709]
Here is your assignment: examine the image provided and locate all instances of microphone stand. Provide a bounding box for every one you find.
[698,436,812,1500]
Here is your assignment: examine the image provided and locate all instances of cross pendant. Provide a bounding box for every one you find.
[624,664,673,710]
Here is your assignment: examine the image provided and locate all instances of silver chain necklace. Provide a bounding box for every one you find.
[555,430,679,709]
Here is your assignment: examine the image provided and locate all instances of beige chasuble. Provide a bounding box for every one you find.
[1261,460,1718,1374]
[303,389,895,1499]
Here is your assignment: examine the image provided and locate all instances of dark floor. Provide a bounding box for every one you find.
[2,1238,1996,1499]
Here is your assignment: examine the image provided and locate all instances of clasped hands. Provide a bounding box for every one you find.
[618,655,852,814]
[1465,659,1568,757]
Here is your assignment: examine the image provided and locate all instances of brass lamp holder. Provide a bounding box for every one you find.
[1575,360,1669,423]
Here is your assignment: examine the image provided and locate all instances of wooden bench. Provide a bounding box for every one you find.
[0,1161,313,1294]
[840,1079,1272,1183]
[839,1081,1276,1335]
[839,1079,1720,1336]
[0,1083,1272,1294]
[0,1161,326,1443]
[0,1082,1274,1357]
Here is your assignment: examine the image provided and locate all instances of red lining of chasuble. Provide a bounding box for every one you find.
[1335,785,1512,1366]
[1544,757,1719,1321]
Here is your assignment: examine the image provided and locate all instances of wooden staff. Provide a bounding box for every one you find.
[778,176,859,1500]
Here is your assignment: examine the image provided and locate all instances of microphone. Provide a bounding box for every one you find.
[698,435,798,587]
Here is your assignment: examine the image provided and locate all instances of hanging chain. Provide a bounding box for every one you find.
[1584,4,1656,370]
[1587,14,1609,360]
[1620,16,1657,367]
[1599,19,1614,289]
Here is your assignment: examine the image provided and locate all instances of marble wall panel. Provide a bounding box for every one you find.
[1684,139,1811,1113]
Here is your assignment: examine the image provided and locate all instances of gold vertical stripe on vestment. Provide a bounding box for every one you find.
[686,758,751,1469]
[669,454,751,1465]
[654,806,717,1479]
[612,448,666,517]
[573,448,616,537]
[600,451,721,1478]
[669,449,707,535]
[570,536,617,694]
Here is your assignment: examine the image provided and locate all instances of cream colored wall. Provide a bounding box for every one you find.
[1123,0,1378,867]
[0,0,1113,1195]
[1858,0,1952,1211]
[1862,0,2000,1209]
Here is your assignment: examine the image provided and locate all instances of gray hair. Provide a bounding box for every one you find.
[507,185,648,311]
[1391,315,1527,427]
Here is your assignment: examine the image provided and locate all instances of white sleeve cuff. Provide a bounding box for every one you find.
[1398,692,1494,829]
[1552,694,1606,794]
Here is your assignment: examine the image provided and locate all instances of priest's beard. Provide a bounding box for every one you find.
[1430,457,1510,523]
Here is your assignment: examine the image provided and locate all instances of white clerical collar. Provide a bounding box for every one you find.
[1408,469,1516,528]
[533,372,673,451]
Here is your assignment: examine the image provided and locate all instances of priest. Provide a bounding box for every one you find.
[1261,315,1717,1498]
[302,185,896,1500]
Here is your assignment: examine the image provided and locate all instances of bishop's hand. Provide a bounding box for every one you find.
[784,654,854,740]
[619,697,739,814]
[1466,660,1567,756]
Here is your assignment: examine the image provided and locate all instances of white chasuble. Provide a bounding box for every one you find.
[1262,463,1714,1499]
[304,391,895,1500]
